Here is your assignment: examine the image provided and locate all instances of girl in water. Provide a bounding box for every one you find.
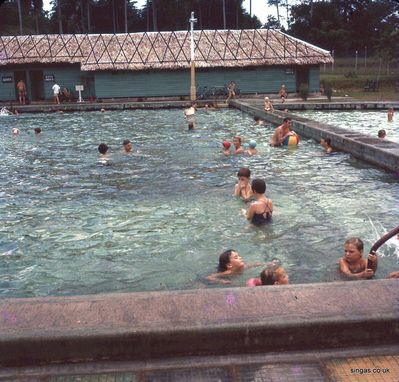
[233,167,253,201]
[246,263,289,286]
[245,179,273,225]
[206,249,263,284]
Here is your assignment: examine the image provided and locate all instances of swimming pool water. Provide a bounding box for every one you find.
[1,108,398,297]
[293,110,399,143]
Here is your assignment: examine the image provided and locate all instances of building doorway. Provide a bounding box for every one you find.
[296,67,309,92]
[14,70,27,103]
[29,70,44,101]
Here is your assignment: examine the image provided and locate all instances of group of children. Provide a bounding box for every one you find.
[221,136,257,156]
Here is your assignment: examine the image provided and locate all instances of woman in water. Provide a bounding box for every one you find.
[245,179,273,225]
[233,167,253,201]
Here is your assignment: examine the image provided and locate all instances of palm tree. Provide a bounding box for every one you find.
[58,0,63,33]
[267,0,281,27]
[17,0,23,34]
[222,0,226,29]
[152,0,158,31]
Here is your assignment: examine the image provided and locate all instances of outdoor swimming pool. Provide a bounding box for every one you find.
[294,109,399,143]
[1,108,398,297]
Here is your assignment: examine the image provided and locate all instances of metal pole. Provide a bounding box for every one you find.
[17,0,23,35]
[222,0,226,29]
[355,50,358,73]
[189,11,197,101]
[125,0,128,33]
[364,46,367,72]
[331,49,334,72]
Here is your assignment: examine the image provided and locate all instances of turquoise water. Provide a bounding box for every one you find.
[1,108,398,297]
[293,109,399,143]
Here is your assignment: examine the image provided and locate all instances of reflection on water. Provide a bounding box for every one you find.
[294,110,399,143]
[0,108,398,297]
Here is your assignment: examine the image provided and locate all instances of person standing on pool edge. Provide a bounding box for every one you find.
[270,117,292,147]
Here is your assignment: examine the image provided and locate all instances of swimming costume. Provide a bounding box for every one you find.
[251,202,272,225]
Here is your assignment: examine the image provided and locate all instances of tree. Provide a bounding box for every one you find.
[267,0,281,27]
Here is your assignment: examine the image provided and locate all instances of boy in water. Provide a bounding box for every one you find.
[122,139,132,153]
[320,137,333,153]
[339,237,378,279]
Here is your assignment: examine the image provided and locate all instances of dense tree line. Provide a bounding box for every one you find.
[0,0,397,57]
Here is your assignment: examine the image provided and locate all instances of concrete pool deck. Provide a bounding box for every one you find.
[0,279,398,369]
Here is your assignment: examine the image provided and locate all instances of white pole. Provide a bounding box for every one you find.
[189,11,197,101]
[355,50,358,73]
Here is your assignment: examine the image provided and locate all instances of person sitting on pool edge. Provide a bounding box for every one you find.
[264,96,274,112]
[246,140,258,156]
[233,136,245,154]
[339,237,378,279]
[244,179,273,225]
[206,249,263,284]
[233,167,252,201]
[320,137,333,153]
[246,263,289,286]
[270,117,292,147]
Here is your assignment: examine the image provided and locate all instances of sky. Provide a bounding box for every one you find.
[42,0,278,26]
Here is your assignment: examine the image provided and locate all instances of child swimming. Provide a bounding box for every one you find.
[246,140,257,156]
[244,179,273,225]
[339,237,378,279]
[246,263,289,286]
[206,249,262,284]
[233,167,253,201]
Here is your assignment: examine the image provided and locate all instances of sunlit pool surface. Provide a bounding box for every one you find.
[293,110,399,143]
[1,108,398,298]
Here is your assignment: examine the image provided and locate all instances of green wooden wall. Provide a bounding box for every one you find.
[309,66,320,92]
[1,64,321,101]
[0,71,16,101]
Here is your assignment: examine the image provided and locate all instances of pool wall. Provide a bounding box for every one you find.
[0,280,398,367]
[231,99,399,172]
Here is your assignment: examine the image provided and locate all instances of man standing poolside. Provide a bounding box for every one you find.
[16,79,26,105]
[270,117,292,147]
[52,83,61,105]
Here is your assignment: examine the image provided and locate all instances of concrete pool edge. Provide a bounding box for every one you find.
[0,279,398,367]
[231,99,399,172]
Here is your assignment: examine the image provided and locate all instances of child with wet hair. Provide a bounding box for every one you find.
[233,167,252,201]
[206,249,262,284]
[339,237,378,279]
[246,263,289,286]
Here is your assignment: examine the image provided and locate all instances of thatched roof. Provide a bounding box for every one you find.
[0,30,333,71]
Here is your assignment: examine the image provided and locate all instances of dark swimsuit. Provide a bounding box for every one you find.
[251,203,272,225]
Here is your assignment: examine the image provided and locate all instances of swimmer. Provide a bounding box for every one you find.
[320,137,333,153]
[378,129,386,139]
[233,136,245,154]
[122,139,132,153]
[339,237,378,279]
[233,167,253,201]
[264,96,274,112]
[34,127,41,135]
[100,108,105,113]
[98,143,109,158]
[270,117,292,147]
[246,140,257,156]
[254,116,265,126]
[246,263,289,286]
[387,108,394,122]
[184,102,196,128]
[388,271,399,279]
[206,249,262,284]
[244,179,273,225]
[222,141,231,156]
[12,128,20,136]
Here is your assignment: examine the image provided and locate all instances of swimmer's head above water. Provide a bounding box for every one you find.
[217,249,244,272]
[98,143,109,155]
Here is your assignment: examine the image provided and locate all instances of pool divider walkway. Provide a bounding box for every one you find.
[230,99,399,173]
[0,279,398,371]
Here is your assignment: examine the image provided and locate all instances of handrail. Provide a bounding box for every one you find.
[370,225,399,253]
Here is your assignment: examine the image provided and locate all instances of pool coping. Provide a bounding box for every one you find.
[231,99,399,172]
[0,279,398,367]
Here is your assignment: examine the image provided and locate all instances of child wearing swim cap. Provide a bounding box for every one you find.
[246,263,289,287]
[222,141,231,156]
[233,167,252,201]
[206,249,263,284]
[246,140,257,156]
